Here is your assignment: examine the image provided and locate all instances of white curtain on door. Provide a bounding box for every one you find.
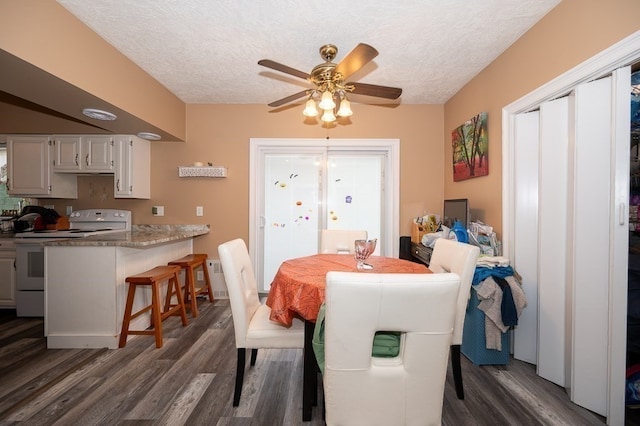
[250,139,399,292]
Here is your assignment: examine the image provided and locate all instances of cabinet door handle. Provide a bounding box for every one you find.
[85,154,89,166]
[75,154,79,166]
[116,179,120,191]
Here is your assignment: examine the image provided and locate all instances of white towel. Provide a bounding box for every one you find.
[476,256,510,268]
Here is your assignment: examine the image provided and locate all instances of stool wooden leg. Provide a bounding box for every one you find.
[119,283,137,348]
[171,272,189,326]
[185,266,199,317]
[200,261,215,302]
[151,283,163,348]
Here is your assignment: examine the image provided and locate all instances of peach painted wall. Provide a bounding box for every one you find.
[5,0,638,258]
[66,103,443,258]
[0,0,186,140]
[444,0,639,237]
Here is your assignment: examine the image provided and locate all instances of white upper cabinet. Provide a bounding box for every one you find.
[53,135,113,173]
[7,135,78,198]
[6,134,150,199]
[113,135,150,199]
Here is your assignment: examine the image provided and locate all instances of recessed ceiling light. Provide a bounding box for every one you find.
[82,108,117,121]
[137,132,161,141]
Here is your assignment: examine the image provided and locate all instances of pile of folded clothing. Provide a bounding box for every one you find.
[472,256,527,350]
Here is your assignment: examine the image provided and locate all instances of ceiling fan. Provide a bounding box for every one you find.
[258,43,402,122]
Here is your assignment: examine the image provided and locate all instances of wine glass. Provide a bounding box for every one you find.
[354,238,377,269]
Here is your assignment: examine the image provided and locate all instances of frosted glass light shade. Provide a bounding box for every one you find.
[337,98,353,117]
[303,99,319,116]
[318,90,336,109]
[321,109,336,122]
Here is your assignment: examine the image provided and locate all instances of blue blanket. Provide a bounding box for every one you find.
[473,266,514,286]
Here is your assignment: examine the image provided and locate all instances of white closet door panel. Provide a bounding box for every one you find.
[608,66,631,426]
[537,97,569,386]
[513,111,540,364]
[568,77,612,416]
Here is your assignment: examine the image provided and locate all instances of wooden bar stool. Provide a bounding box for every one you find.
[119,265,188,348]
[168,253,214,317]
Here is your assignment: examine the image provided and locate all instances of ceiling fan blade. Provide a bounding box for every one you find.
[334,43,379,80]
[267,90,312,107]
[258,59,310,80]
[349,82,402,99]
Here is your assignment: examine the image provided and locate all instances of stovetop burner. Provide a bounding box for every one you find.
[14,209,131,239]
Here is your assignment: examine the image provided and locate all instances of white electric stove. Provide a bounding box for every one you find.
[14,209,132,317]
[14,208,132,239]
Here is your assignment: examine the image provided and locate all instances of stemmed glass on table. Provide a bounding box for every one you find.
[354,239,377,270]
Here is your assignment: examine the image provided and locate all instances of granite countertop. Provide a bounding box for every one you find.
[42,224,210,247]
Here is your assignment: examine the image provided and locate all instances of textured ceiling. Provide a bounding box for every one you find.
[56,0,561,106]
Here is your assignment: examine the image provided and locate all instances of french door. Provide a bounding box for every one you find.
[249,138,399,292]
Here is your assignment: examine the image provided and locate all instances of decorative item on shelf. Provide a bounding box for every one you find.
[178,166,227,178]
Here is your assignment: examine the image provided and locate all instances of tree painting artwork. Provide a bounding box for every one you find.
[452,112,488,181]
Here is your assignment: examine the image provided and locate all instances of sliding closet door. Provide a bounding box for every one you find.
[537,97,569,387]
[509,68,630,418]
[566,77,612,416]
[512,111,539,364]
[512,97,570,385]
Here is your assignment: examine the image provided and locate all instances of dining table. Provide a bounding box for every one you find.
[265,253,430,421]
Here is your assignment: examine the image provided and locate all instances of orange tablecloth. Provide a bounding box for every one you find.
[266,253,429,326]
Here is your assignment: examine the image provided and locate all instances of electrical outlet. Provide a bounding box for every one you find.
[196,270,204,281]
[196,206,204,216]
[152,206,164,216]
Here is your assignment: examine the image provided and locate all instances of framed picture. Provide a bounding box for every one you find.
[452,112,488,181]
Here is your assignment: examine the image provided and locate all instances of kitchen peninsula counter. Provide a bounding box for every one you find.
[43,224,210,247]
[45,224,210,349]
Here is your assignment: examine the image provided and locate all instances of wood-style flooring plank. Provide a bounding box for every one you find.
[157,372,216,425]
[0,301,610,425]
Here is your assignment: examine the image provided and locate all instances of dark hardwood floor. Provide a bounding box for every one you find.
[0,301,609,425]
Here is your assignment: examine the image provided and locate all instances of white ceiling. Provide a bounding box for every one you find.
[56,0,561,106]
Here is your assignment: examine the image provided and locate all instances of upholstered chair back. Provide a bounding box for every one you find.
[320,229,368,254]
[323,271,460,426]
[218,238,304,406]
[218,238,262,348]
[428,238,480,345]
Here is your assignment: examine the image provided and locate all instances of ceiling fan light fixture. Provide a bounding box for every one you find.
[303,99,319,117]
[337,98,353,117]
[318,90,336,109]
[321,108,336,123]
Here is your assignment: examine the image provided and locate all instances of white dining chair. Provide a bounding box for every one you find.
[319,229,368,254]
[428,237,480,400]
[217,238,304,406]
[322,271,460,426]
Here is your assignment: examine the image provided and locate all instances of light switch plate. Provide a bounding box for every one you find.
[196,206,204,216]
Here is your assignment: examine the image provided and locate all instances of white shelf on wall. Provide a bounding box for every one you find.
[178,166,227,178]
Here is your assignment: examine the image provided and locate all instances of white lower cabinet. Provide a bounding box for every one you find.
[0,240,16,308]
